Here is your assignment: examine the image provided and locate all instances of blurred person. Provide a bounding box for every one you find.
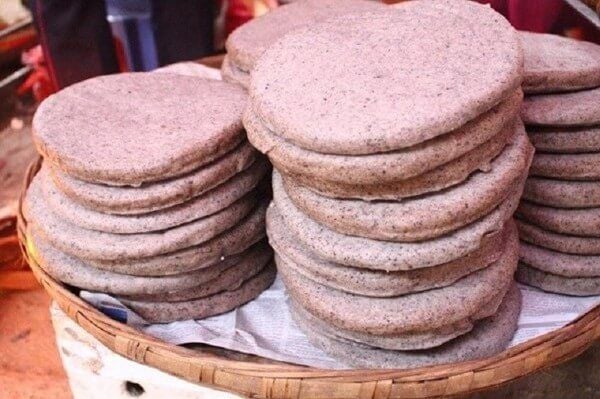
[29,0,218,91]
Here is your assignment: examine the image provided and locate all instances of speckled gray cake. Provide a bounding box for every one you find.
[121,263,276,323]
[527,126,600,154]
[33,74,248,185]
[520,32,600,94]
[279,123,532,242]
[267,207,513,298]
[222,0,383,89]
[517,31,600,296]
[521,87,600,127]
[248,1,522,156]
[518,219,600,256]
[239,0,528,369]
[271,172,523,271]
[41,161,270,233]
[517,201,600,237]
[523,178,600,208]
[51,142,259,215]
[245,90,524,200]
[291,284,521,369]
[25,72,274,324]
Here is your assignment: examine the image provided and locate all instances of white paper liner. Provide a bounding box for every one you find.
[80,277,599,370]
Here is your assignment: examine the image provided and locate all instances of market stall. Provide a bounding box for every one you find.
[2,1,599,398]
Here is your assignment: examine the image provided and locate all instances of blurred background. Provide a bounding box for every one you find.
[0,0,598,106]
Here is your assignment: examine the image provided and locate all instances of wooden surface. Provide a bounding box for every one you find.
[0,111,38,291]
[0,289,71,399]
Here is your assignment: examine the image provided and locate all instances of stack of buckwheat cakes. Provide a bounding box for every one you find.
[516,32,600,296]
[245,0,534,368]
[222,0,383,89]
[23,73,275,323]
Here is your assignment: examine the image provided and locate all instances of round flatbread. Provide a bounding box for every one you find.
[250,0,522,155]
[280,115,514,200]
[517,219,600,255]
[121,263,276,323]
[87,202,267,276]
[51,141,258,215]
[120,243,272,302]
[520,241,600,278]
[244,90,522,186]
[33,73,247,185]
[24,174,258,260]
[224,0,382,78]
[289,283,508,351]
[29,227,269,296]
[530,152,600,181]
[277,227,518,335]
[521,87,600,127]
[516,264,600,296]
[271,169,522,271]
[42,160,269,233]
[268,207,512,297]
[280,125,531,241]
[520,32,600,94]
[517,200,600,237]
[527,125,600,154]
[291,284,521,369]
[523,177,600,208]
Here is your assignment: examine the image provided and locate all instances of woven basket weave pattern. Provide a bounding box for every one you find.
[18,158,600,399]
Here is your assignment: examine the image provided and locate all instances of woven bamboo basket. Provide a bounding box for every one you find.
[18,158,600,398]
[1,207,37,290]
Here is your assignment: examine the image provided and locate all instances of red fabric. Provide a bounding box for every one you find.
[478,0,599,43]
[18,45,55,101]
[226,0,254,36]
[479,0,564,32]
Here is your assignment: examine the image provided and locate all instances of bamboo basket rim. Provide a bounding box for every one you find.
[18,157,600,399]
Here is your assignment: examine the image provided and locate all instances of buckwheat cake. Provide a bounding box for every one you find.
[521,87,600,127]
[291,284,521,369]
[280,122,532,241]
[527,125,600,154]
[50,141,259,215]
[85,204,268,276]
[33,74,248,185]
[288,285,508,351]
[29,227,270,297]
[40,161,269,233]
[517,219,600,256]
[120,263,276,323]
[517,201,600,237]
[276,231,517,337]
[516,31,600,296]
[121,245,271,302]
[243,0,528,367]
[523,178,600,208]
[24,175,258,260]
[520,31,600,94]
[24,72,274,323]
[222,0,383,88]
[248,1,522,156]
[271,172,522,271]
[244,90,522,184]
[267,208,512,298]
